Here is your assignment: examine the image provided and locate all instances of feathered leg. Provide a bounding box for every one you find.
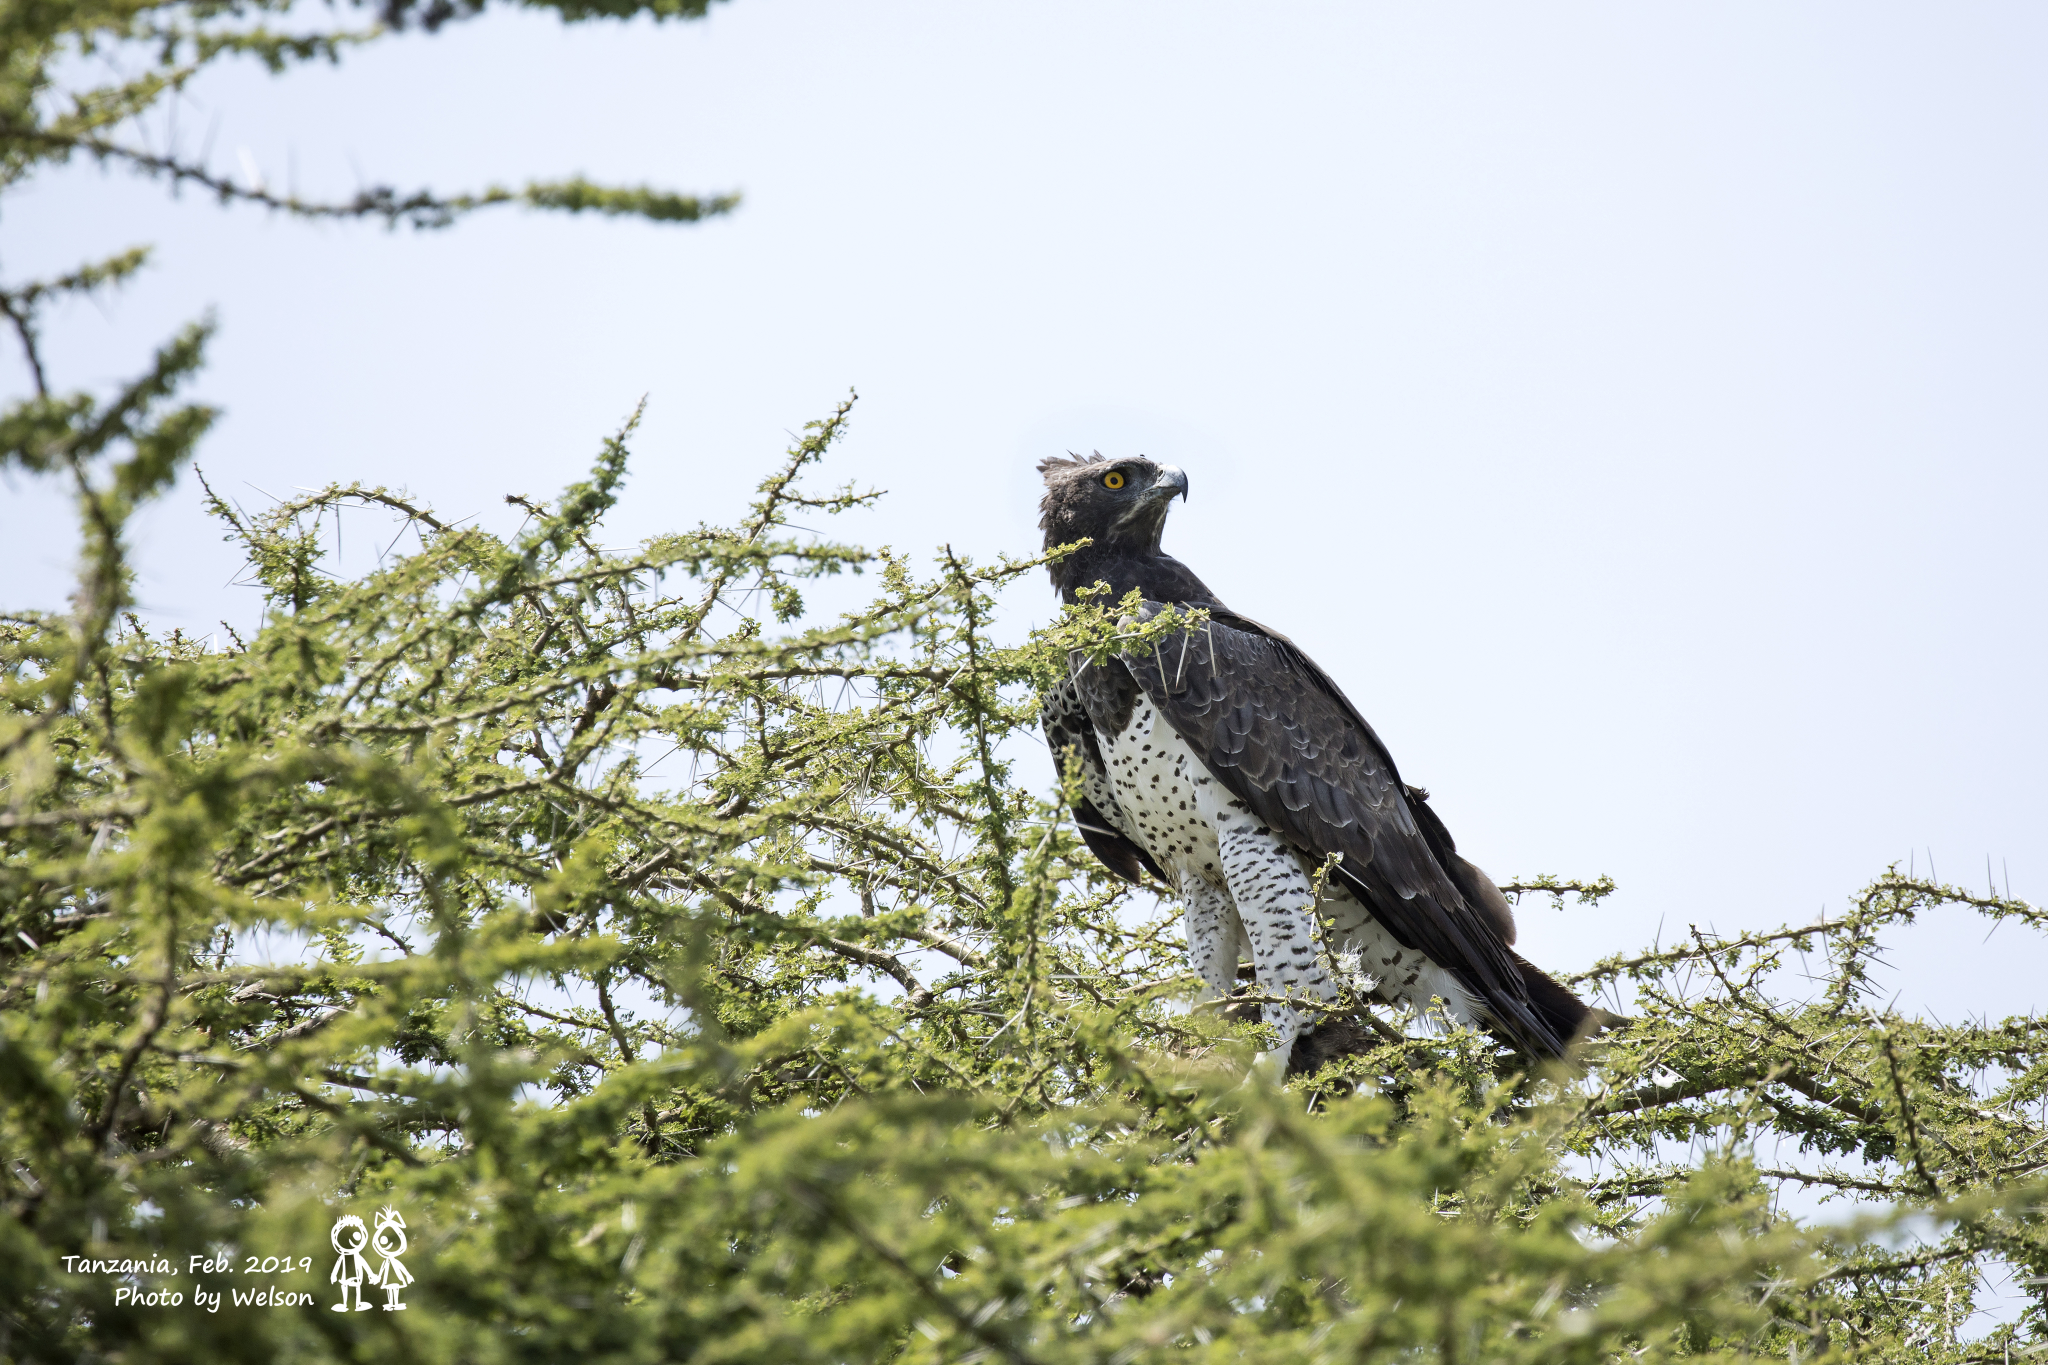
[1181,879,1242,1002]
[1214,821,1340,1071]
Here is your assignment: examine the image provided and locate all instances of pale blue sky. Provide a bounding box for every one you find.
[9,2,2047,1016]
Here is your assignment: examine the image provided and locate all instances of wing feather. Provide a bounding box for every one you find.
[1116,605,1575,1056]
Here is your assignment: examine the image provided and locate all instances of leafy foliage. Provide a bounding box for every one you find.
[4,0,2046,1358]
[0,0,737,401]
[1,390,2045,1361]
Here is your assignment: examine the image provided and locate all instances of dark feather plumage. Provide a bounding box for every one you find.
[1037,454,1595,1059]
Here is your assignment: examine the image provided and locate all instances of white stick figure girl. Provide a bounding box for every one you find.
[329,1215,378,1311]
[371,1207,412,1310]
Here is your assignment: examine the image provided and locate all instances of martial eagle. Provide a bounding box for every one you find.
[1038,454,1592,1071]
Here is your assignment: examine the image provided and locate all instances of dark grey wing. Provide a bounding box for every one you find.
[1402,784,1590,1042]
[1041,676,1164,886]
[1404,784,1518,946]
[1117,606,1577,1056]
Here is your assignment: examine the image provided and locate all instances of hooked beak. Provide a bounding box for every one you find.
[1115,463,1189,540]
[1111,462,1191,540]
[1151,465,1189,503]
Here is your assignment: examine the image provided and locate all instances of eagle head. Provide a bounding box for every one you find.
[1037,453,1188,554]
[1037,454,1210,603]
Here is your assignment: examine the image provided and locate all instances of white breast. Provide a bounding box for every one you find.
[1098,695,1479,1025]
[1095,696,1234,894]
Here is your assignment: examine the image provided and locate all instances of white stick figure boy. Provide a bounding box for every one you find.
[371,1207,413,1311]
[329,1214,379,1311]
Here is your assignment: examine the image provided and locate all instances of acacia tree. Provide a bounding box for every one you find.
[2,393,2045,1362]
[0,0,737,534]
[4,2,2048,1361]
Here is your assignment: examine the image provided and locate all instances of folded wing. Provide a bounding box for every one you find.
[1117,605,1576,1056]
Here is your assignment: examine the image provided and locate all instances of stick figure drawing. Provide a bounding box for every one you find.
[329,1215,378,1312]
[371,1207,412,1310]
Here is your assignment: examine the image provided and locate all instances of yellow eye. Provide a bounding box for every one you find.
[1102,471,1125,490]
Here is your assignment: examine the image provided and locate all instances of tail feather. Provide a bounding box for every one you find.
[1510,952,1624,1054]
